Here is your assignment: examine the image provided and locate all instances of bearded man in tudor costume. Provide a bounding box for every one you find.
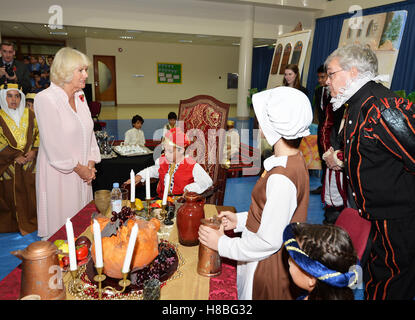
[0,83,39,235]
[127,127,213,199]
[325,44,415,300]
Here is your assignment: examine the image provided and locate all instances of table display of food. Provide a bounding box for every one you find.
[113,143,153,157]
[7,193,234,301]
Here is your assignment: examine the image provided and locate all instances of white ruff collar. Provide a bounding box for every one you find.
[330,72,390,111]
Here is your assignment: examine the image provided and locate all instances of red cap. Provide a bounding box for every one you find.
[164,127,191,149]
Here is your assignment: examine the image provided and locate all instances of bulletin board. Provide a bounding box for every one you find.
[157,62,182,84]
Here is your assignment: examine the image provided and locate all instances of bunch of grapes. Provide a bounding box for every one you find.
[110,206,135,226]
[133,241,177,287]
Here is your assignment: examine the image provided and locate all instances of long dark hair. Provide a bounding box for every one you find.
[291,223,357,300]
[283,64,301,89]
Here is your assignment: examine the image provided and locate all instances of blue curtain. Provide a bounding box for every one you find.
[306,1,415,101]
[251,46,274,92]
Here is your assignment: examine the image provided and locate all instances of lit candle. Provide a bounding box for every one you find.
[145,168,150,200]
[122,223,138,273]
[162,173,169,206]
[130,169,135,203]
[93,219,103,268]
[65,218,77,271]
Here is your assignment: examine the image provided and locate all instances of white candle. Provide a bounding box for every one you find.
[93,219,103,268]
[130,169,135,203]
[65,218,77,271]
[162,173,169,206]
[122,223,138,273]
[145,168,151,200]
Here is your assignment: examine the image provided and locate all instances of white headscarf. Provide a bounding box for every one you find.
[0,85,26,127]
[252,86,313,147]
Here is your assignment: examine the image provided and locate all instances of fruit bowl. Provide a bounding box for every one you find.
[54,237,91,271]
[85,240,180,294]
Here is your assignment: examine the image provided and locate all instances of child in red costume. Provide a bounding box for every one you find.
[125,127,212,198]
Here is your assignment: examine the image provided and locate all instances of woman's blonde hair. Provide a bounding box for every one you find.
[50,47,91,87]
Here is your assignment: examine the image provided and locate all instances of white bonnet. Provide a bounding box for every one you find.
[252,86,312,147]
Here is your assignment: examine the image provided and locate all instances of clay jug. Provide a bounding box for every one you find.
[176,192,205,246]
[11,241,66,300]
[197,217,222,277]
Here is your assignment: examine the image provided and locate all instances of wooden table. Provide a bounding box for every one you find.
[0,201,238,300]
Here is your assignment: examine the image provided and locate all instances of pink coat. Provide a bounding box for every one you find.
[34,82,101,238]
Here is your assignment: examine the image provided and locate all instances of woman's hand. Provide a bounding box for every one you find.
[198,224,224,251]
[74,163,96,184]
[87,161,97,181]
[218,211,237,231]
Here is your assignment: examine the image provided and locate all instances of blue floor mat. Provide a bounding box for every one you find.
[223,174,325,225]
[0,231,41,281]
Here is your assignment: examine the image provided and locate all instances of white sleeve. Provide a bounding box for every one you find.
[235,211,248,233]
[139,130,146,146]
[137,158,160,181]
[218,174,297,262]
[124,129,132,145]
[183,163,213,193]
[230,131,240,153]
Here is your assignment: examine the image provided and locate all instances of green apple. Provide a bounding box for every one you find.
[53,239,65,248]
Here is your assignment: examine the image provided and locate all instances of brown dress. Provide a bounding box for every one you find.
[0,108,39,235]
[246,152,309,299]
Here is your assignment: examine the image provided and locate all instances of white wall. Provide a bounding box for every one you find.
[85,37,239,104]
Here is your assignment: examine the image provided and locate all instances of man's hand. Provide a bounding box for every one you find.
[15,155,27,165]
[323,147,343,171]
[24,150,37,163]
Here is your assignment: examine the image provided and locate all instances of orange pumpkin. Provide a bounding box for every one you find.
[91,216,160,279]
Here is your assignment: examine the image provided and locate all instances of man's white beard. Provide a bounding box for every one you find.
[330,72,390,111]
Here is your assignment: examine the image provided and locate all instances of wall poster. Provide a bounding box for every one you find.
[266,29,311,89]
[338,10,407,88]
[157,62,182,84]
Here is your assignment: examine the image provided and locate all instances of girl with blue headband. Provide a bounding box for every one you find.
[283,222,360,300]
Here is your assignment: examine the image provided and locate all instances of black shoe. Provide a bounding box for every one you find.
[323,207,343,225]
[310,186,322,194]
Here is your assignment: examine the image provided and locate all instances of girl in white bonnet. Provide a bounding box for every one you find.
[199,86,313,300]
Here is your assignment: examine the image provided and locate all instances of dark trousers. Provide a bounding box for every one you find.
[364,215,415,300]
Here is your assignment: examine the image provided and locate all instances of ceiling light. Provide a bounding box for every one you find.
[120,36,135,40]
[49,31,68,35]
[232,43,240,46]
[179,40,192,43]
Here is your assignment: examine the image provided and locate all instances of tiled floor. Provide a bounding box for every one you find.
[224,173,324,225]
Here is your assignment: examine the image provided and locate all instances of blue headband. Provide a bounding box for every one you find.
[283,223,360,288]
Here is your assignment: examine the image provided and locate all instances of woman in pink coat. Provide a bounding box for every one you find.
[34,47,101,239]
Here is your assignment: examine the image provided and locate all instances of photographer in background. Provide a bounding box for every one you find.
[0,42,31,94]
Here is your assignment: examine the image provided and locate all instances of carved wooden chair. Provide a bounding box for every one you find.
[178,95,230,205]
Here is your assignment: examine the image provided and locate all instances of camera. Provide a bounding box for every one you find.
[5,64,15,77]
